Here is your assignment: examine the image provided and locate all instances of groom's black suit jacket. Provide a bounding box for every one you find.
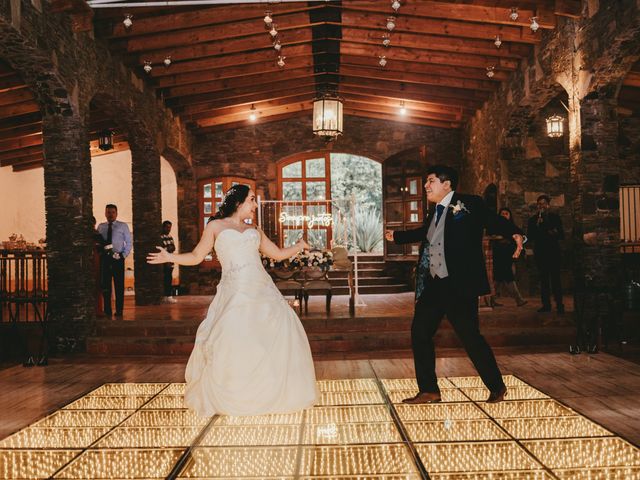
[393,193,521,299]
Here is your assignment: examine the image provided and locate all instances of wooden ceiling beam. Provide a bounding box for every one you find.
[622,72,640,88]
[339,65,496,92]
[149,43,313,78]
[0,145,42,163]
[163,66,318,99]
[0,101,40,119]
[341,53,509,82]
[340,26,531,59]
[195,109,311,134]
[186,92,315,122]
[340,42,518,71]
[195,100,313,128]
[126,26,313,66]
[338,75,488,103]
[156,56,316,89]
[343,98,463,122]
[0,112,42,132]
[178,85,318,116]
[0,121,41,141]
[166,77,318,109]
[13,160,44,172]
[338,92,465,120]
[0,87,35,107]
[344,108,461,129]
[0,134,42,153]
[338,84,480,110]
[0,75,27,94]
[108,3,317,38]
[123,11,314,53]
[3,153,44,169]
[344,1,555,29]
[340,10,540,45]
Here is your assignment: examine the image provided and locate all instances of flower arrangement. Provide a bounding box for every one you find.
[262,249,333,271]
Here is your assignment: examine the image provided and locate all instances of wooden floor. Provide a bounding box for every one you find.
[2,351,639,449]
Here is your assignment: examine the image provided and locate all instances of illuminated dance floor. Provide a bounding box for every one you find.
[1,375,639,479]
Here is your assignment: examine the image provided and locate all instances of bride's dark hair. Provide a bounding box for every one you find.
[210,184,251,221]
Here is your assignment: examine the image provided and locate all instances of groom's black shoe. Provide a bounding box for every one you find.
[486,385,507,403]
[402,392,441,404]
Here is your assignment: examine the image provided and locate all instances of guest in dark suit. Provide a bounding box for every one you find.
[97,204,132,317]
[527,194,565,313]
[385,165,523,404]
[492,207,527,307]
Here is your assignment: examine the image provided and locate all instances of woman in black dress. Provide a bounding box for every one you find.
[492,208,527,306]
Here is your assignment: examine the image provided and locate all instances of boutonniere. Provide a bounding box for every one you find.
[449,200,470,219]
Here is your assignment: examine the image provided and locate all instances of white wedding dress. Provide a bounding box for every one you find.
[185,228,318,416]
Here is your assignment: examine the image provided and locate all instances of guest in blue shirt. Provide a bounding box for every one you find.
[97,204,132,317]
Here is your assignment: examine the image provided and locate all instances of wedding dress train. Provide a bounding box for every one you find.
[184,228,317,416]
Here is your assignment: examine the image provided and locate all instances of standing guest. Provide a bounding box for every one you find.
[97,204,132,317]
[492,208,527,307]
[527,195,565,313]
[92,217,106,316]
[161,220,177,303]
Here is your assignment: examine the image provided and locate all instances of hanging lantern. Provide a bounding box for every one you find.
[98,130,114,151]
[546,115,564,138]
[313,95,343,140]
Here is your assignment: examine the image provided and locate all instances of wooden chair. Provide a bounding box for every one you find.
[331,246,355,316]
[302,267,332,314]
[271,268,303,315]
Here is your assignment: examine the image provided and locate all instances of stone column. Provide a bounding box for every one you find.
[42,111,95,348]
[571,90,622,287]
[175,167,200,293]
[130,142,163,305]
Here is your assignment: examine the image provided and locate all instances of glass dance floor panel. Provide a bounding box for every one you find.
[0,375,638,479]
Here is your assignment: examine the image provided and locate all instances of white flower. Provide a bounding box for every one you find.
[450,200,469,215]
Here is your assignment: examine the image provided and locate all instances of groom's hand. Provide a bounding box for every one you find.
[384,230,395,242]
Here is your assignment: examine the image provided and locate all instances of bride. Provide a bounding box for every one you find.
[147,184,317,416]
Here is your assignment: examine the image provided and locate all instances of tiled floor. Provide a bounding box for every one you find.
[1,375,639,479]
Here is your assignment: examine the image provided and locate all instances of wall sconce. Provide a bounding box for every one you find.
[546,115,564,137]
[98,130,114,151]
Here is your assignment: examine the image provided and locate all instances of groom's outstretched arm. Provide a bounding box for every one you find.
[385,226,427,245]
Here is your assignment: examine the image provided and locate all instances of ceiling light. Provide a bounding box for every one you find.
[399,101,406,115]
[386,16,396,31]
[382,34,391,47]
[143,60,152,73]
[530,17,540,32]
[391,0,401,12]
[509,7,518,21]
[269,24,278,37]
[249,104,257,122]
[273,39,282,51]
[546,115,564,137]
[379,56,387,67]
[486,66,495,78]
[163,55,171,67]
[277,55,286,68]
[494,35,502,49]
[264,11,272,26]
[313,94,343,140]
[123,14,133,29]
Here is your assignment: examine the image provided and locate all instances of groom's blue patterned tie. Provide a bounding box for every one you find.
[435,204,445,226]
[415,242,430,300]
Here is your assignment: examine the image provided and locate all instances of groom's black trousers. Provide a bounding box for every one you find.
[412,275,505,394]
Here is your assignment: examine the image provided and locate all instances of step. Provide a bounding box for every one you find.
[329,269,393,278]
[328,276,407,287]
[330,284,411,295]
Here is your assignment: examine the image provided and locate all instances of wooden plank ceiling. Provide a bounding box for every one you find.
[1,0,584,170]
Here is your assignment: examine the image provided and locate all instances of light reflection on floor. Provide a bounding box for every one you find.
[1,376,639,479]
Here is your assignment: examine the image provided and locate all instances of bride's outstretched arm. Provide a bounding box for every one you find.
[258,228,309,261]
[147,220,216,266]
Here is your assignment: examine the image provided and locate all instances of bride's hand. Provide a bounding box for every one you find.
[297,239,311,251]
[147,246,170,264]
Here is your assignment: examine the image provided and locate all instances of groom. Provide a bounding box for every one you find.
[385,165,523,404]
